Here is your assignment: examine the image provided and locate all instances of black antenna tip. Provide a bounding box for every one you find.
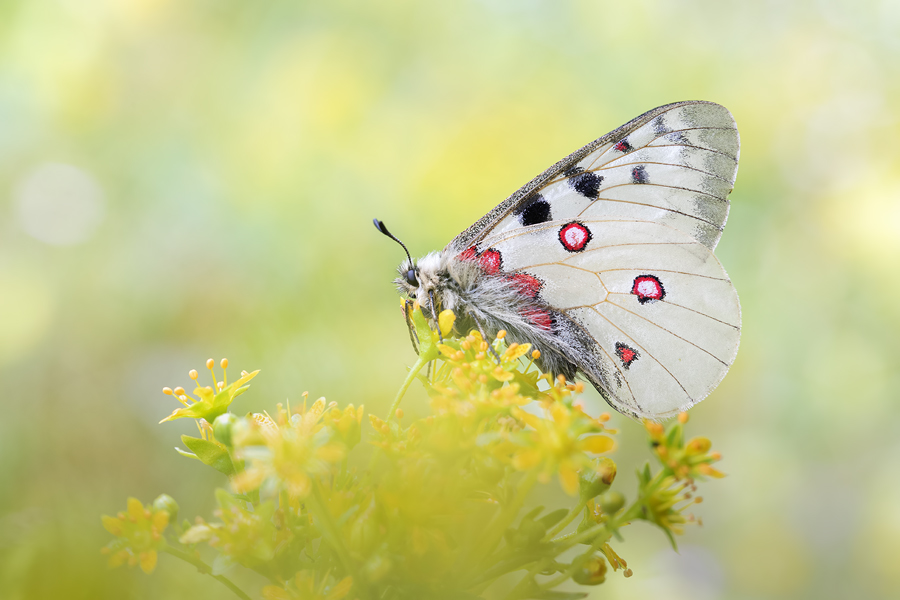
[373,218,390,236]
[372,217,413,265]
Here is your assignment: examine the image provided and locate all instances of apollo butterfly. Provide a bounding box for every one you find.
[376,101,741,420]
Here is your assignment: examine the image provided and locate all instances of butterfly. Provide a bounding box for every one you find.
[375,101,740,420]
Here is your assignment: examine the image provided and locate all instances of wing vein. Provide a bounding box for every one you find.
[584,125,736,171]
[645,142,738,160]
[584,306,694,401]
[602,302,730,365]
[573,195,720,227]
[561,312,642,413]
[593,160,734,184]
[594,267,728,281]
[605,295,740,329]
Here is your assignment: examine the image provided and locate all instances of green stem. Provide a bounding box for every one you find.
[307,482,372,600]
[618,499,645,524]
[542,498,587,541]
[385,353,430,422]
[550,523,607,548]
[468,470,539,571]
[468,523,612,595]
[501,557,551,600]
[162,546,252,600]
[538,532,607,591]
[467,553,541,589]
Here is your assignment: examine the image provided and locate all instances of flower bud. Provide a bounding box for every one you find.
[212,413,240,446]
[572,554,607,585]
[152,494,179,522]
[579,458,617,501]
[686,436,712,455]
[598,491,625,515]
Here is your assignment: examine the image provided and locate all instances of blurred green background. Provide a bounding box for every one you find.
[1,0,899,598]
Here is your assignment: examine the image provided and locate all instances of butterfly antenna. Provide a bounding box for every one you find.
[373,218,413,266]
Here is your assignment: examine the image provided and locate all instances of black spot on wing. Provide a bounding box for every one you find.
[569,171,603,199]
[651,115,668,135]
[631,165,649,184]
[665,131,690,145]
[515,193,552,226]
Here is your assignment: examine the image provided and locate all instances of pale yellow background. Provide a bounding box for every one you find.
[1,1,898,598]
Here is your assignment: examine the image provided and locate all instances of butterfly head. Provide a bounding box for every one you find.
[394,252,444,302]
[373,219,451,315]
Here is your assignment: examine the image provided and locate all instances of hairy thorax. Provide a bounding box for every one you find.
[395,251,588,382]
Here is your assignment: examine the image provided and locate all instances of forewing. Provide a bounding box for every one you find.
[446,101,739,254]
[484,219,741,420]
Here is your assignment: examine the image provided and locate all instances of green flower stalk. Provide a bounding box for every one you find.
[102,313,726,600]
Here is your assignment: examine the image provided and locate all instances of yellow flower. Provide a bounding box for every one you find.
[100,496,171,573]
[642,416,725,481]
[231,396,346,499]
[510,401,615,495]
[322,404,365,449]
[627,416,725,547]
[160,358,259,424]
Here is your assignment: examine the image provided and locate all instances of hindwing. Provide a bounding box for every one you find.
[475,219,741,419]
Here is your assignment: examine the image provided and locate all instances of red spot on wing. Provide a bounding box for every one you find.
[615,342,639,369]
[479,249,502,275]
[459,246,478,261]
[614,140,631,152]
[558,222,592,252]
[631,275,665,304]
[508,273,542,298]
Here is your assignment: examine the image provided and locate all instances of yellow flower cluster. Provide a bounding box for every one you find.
[100,496,173,573]
[101,311,727,600]
[631,413,724,546]
[230,395,362,499]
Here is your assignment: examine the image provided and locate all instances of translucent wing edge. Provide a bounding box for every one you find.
[445,100,737,254]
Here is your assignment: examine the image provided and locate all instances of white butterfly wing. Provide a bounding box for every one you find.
[447,101,739,254]
[442,101,740,419]
[485,219,740,419]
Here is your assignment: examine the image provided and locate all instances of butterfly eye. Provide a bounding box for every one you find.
[406,269,418,287]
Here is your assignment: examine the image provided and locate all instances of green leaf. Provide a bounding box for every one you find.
[638,462,652,485]
[174,447,200,461]
[523,506,545,521]
[666,422,682,447]
[181,435,236,476]
[537,508,570,529]
[661,524,678,551]
[215,488,243,510]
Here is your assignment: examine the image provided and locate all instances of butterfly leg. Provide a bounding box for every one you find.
[468,310,502,364]
[428,289,444,343]
[404,299,420,355]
